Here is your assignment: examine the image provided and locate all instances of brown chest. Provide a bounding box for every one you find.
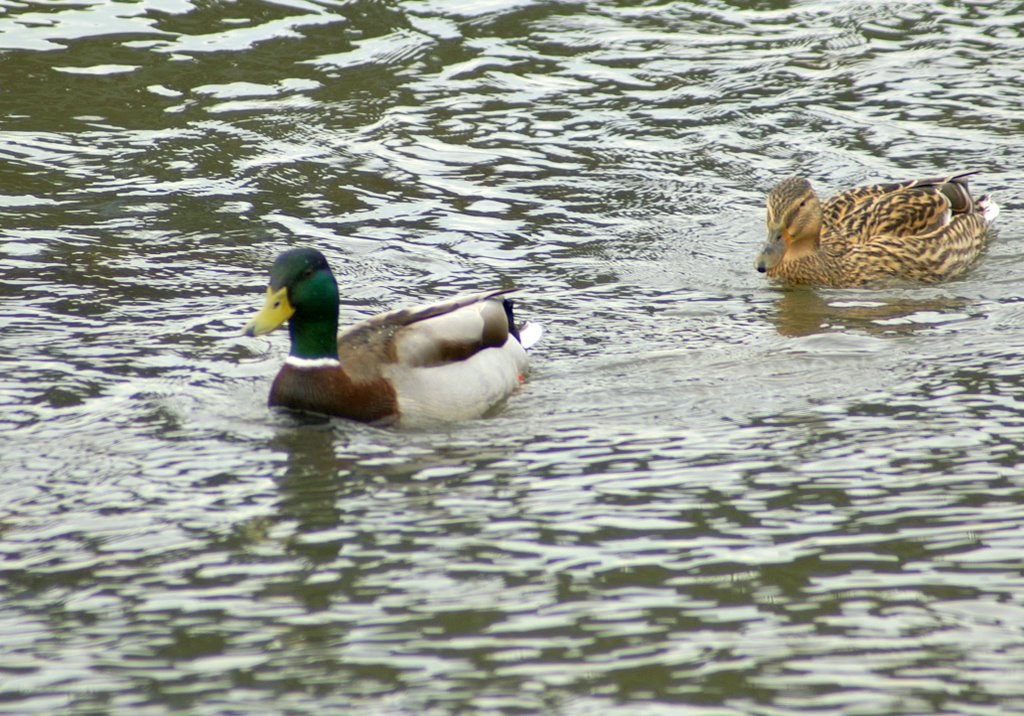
[269,364,398,423]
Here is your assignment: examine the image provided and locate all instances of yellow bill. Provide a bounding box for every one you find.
[243,286,294,336]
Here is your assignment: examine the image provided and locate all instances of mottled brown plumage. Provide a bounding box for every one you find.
[755,173,999,287]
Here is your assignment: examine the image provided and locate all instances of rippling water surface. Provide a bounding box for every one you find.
[3,0,1024,713]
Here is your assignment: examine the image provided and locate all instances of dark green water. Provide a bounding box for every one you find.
[2,1,1024,713]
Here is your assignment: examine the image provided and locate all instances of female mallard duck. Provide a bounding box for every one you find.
[244,248,542,426]
[755,172,999,287]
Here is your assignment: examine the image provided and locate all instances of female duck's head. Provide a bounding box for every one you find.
[757,176,823,272]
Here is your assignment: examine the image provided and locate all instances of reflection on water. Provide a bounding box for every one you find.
[2,0,1024,713]
[770,288,973,337]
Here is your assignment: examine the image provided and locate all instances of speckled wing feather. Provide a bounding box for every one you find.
[822,173,977,245]
[843,211,991,285]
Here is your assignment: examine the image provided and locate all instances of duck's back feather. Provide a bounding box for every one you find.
[337,289,519,381]
[391,295,512,368]
[823,173,977,245]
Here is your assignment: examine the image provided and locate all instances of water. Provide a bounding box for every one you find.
[2,0,1024,713]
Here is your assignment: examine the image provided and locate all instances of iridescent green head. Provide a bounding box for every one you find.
[244,248,340,359]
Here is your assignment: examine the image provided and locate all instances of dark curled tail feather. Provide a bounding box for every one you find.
[502,298,520,342]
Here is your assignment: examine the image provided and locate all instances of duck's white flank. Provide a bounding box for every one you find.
[284,356,342,369]
[387,336,529,427]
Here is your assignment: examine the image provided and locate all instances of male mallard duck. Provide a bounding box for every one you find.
[755,172,999,287]
[244,248,542,426]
